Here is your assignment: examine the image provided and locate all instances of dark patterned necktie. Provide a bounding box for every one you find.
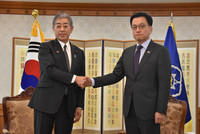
[64,45,70,95]
[64,45,70,72]
[134,45,143,73]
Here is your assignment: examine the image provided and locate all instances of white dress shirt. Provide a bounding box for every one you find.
[135,38,151,63]
[58,40,76,83]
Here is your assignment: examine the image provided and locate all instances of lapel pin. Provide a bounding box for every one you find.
[56,51,59,53]
[74,50,78,58]
[147,51,150,54]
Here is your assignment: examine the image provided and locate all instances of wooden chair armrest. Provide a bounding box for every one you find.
[2,128,9,134]
[116,131,126,134]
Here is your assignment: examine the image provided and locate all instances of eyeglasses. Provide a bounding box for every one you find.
[131,24,148,31]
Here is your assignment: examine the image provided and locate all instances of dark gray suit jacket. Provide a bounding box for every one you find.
[94,40,171,120]
[29,39,85,118]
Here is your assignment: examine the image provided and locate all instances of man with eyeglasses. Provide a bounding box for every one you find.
[84,12,171,134]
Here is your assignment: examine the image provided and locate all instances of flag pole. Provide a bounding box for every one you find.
[169,12,173,26]
[170,12,173,22]
[169,12,176,41]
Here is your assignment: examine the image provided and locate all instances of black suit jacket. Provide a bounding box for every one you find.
[94,40,171,120]
[29,39,85,118]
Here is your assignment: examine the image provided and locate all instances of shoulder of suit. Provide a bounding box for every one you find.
[42,40,64,49]
[151,41,169,53]
[70,42,84,52]
[41,40,55,46]
[150,40,164,47]
[124,45,135,52]
[151,41,165,48]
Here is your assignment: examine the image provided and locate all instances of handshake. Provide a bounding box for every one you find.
[75,76,92,89]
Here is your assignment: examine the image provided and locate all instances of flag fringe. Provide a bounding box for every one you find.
[31,19,39,37]
[31,19,45,42]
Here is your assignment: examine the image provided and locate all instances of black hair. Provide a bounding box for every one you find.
[130,12,153,26]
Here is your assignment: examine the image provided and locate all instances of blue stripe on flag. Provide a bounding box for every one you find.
[21,71,39,90]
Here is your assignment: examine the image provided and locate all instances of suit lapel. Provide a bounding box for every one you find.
[54,39,69,72]
[70,43,78,73]
[135,40,156,76]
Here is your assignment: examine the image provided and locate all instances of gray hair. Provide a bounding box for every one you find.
[52,12,73,27]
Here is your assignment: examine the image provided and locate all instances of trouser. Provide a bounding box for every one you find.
[34,95,74,134]
[125,101,160,134]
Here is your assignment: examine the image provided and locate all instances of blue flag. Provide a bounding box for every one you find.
[164,25,191,123]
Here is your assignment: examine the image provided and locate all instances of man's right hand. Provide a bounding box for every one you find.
[75,76,92,89]
[85,76,92,87]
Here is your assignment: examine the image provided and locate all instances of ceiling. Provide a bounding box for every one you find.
[1,0,200,3]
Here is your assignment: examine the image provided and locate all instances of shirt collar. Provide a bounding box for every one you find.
[57,40,70,50]
[136,39,151,50]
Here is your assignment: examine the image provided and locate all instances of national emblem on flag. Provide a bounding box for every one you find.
[18,10,45,94]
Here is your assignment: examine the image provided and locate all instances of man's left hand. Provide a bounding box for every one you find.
[74,108,82,123]
[155,112,165,124]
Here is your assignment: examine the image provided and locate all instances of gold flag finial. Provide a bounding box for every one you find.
[32,9,39,19]
[31,9,39,37]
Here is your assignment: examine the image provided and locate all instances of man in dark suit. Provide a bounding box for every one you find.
[85,12,171,134]
[29,12,86,134]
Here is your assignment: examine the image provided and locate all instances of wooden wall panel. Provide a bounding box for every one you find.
[197,108,200,134]
[0,104,3,134]
[0,1,200,16]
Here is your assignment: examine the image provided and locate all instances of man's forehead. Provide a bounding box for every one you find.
[55,22,69,25]
[55,18,70,24]
[132,17,147,24]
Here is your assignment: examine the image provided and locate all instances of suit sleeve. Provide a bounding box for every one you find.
[156,46,171,114]
[94,52,125,88]
[76,50,85,109]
